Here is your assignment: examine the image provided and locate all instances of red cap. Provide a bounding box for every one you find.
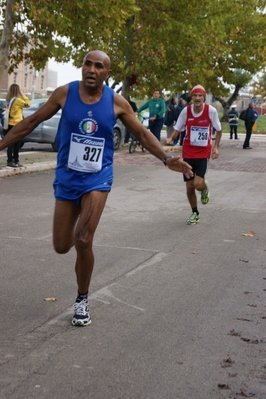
[191,85,206,97]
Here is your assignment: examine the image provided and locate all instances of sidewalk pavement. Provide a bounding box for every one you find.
[0,133,265,178]
[0,149,57,178]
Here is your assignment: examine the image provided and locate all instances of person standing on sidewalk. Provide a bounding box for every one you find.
[5,84,30,167]
[164,97,178,142]
[228,105,239,140]
[124,96,138,145]
[164,84,222,225]
[0,50,193,327]
[243,102,256,149]
[178,96,191,147]
[137,89,166,142]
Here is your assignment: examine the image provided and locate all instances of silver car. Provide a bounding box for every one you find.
[21,99,60,151]
[16,99,125,151]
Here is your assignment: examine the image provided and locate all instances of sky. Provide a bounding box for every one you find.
[48,59,81,86]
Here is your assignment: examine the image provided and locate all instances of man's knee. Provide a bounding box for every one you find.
[53,239,72,254]
[194,177,205,191]
[54,247,69,254]
[75,229,94,252]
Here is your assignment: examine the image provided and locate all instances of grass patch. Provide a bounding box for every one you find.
[219,114,266,134]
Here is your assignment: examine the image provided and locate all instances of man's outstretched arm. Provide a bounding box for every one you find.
[0,85,66,151]
[114,93,193,178]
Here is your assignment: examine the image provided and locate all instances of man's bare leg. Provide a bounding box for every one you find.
[185,177,204,225]
[74,191,109,294]
[186,180,195,209]
[52,191,109,325]
[53,200,80,254]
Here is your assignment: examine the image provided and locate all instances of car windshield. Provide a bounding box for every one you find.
[26,99,61,115]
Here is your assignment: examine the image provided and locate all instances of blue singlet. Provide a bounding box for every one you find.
[53,81,116,201]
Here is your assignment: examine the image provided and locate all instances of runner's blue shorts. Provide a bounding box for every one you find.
[53,179,112,206]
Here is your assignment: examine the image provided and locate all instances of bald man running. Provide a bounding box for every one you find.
[0,50,193,326]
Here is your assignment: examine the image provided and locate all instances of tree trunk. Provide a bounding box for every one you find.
[0,0,16,87]
[214,84,243,122]
[121,77,130,99]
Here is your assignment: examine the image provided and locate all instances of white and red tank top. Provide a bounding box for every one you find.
[183,104,212,159]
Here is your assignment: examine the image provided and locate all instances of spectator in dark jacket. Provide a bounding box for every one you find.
[179,96,191,146]
[124,97,138,144]
[164,97,178,140]
[173,98,183,145]
[243,102,256,149]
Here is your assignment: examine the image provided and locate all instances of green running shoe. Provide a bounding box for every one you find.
[186,212,200,225]
[201,180,210,205]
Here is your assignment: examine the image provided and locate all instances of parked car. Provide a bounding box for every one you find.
[1,98,125,151]
[0,98,6,112]
[19,99,61,151]
[0,98,7,128]
[113,119,125,150]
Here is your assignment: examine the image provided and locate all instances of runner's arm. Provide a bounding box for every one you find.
[114,94,193,177]
[0,85,67,151]
[210,106,222,159]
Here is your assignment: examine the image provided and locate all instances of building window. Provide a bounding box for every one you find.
[14,73,17,84]
[41,76,44,90]
[24,74,28,88]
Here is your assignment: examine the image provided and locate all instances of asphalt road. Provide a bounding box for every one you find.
[0,142,266,399]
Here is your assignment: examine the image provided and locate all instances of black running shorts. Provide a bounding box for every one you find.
[183,158,208,182]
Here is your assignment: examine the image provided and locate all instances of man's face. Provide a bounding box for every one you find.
[153,91,160,100]
[192,93,205,107]
[82,52,111,90]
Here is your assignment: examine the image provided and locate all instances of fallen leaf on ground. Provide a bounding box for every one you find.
[242,231,255,237]
[44,297,57,302]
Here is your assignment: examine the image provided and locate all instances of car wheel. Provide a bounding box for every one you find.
[129,138,137,153]
[113,128,121,150]
[51,140,58,152]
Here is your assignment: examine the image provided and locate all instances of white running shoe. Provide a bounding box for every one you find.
[72,298,91,326]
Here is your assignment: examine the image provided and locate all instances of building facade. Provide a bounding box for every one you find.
[0,61,58,99]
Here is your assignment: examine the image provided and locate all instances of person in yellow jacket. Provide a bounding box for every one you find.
[5,84,30,167]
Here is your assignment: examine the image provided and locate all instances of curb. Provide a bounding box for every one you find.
[0,161,56,178]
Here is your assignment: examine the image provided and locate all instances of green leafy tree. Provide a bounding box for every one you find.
[154,0,266,119]
[0,0,138,80]
[1,0,266,118]
[252,71,266,98]
[105,0,266,109]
